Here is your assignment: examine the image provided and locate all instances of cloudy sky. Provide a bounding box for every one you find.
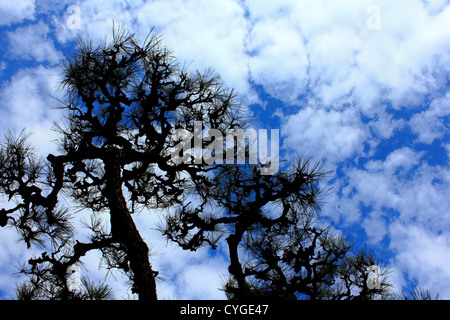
[0,0,450,299]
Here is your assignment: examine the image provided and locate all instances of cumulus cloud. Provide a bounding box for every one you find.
[242,0,450,113]
[0,202,43,298]
[0,0,35,26]
[389,223,450,298]
[328,147,450,251]
[6,21,63,65]
[134,0,254,103]
[0,65,63,156]
[366,147,423,176]
[130,212,230,299]
[246,14,309,104]
[410,93,450,144]
[282,105,368,163]
[0,62,6,78]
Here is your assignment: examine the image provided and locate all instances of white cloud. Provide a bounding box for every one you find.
[339,148,449,224]
[244,0,450,113]
[0,200,43,298]
[49,0,450,111]
[128,211,230,300]
[365,147,423,176]
[445,144,450,159]
[246,15,309,104]
[423,0,450,14]
[0,0,35,26]
[167,254,228,299]
[337,152,450,264]
[355,1,450,110]
[7,21,63,65]
[135,0,254,103]
[410,93,450,144]
[306,25,360,106]
[0,62,6,79]
[43,0,450,110]
[0,65,63,156]
[367,111,406,140]
[321,144,450,298]
[363,212,387,244]
[282,105,368,163]
[0,63,64,298]
[52,0,141,45]
[396,164,450,228]
[53,0,258,105]
[389,223,450,298]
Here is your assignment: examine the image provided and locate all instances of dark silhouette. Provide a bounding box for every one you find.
[1,26,394,300]
[0,26,243,300]
[162,158,392,300]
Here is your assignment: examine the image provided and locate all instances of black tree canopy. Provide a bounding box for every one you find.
[0,26,393,301]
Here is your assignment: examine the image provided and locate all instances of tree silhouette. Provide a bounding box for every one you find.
[161,158,392,300]
[1,26,393,300]
[0,26,243,300]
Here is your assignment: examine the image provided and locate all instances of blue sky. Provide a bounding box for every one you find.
[0,0,450,299]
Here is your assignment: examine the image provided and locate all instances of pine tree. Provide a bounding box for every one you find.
[1,26,394,300]
[161,158,392,300]
[0,26,243,300]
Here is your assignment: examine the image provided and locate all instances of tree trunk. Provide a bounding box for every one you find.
[226,232,249,299]
[104,151,158,301]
